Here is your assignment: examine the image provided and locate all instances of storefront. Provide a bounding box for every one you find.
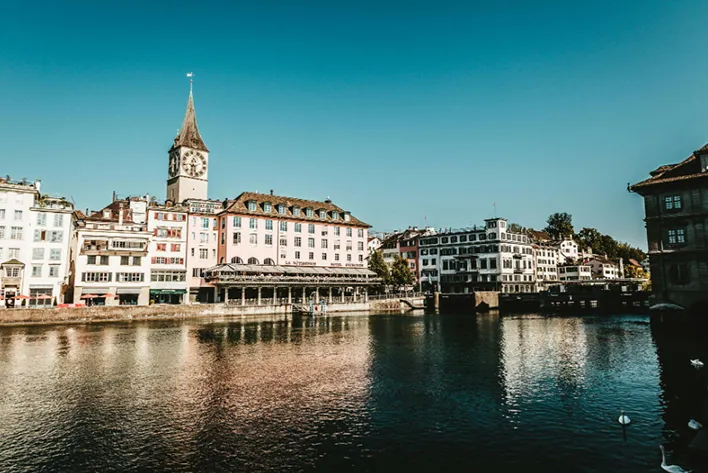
[150,289,186,304]
[116,288,141,305]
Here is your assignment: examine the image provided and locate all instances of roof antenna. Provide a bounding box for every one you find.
[186,72,194,95]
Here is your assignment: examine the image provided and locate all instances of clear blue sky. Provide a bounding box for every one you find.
[3,0,708,249]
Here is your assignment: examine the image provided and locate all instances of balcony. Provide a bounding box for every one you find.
[514,268,523,274]
[512,253,523,259]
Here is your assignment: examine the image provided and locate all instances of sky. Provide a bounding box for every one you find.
[3,0,708,249]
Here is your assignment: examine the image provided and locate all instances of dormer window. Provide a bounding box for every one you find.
[332,211,339,220]
[247,201,257,211]
[344,212,351,222]
[293,206,301,217]
[263,202,272,213]
[306,208,313,218]
[278,204,285,215]
[319,209,326,219]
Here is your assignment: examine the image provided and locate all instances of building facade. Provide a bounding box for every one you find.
[0,179,74,306]
[70,200,151,305]
[532,242,559,291]
[629,144,708,312]
[558,264,592,282]
[585,256,619,279]
[147,202,189,303]
[419,218,536,293]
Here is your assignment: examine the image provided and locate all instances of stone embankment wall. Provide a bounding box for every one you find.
[0,297,419,326]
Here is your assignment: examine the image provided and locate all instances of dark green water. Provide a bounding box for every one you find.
[0,313,706,472]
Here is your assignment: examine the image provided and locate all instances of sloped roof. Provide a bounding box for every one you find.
[630,152,708,191]
[170,88,208,152]
[222,192,370,227]
[1,259,24,266]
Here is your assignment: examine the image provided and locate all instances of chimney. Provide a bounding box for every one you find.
[270,189,274,196]
[325,196,332,204]
[112,191,116,202]
[118,202,124,227]
[34,179,41,193]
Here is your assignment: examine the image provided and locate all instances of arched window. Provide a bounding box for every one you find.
[264,258,275,265]
[247,257,259,265]
[231,257,243,264]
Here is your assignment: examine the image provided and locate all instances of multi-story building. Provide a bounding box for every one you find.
[558,264,592,282]
[532,242,559,291]
[379,227,434,285]
[419,218,536,293]
[217,192,369,270]
[184,200,222,302]
[147,202,189,304]
[555,238,579,263]
[0,178,74,307]
[585,256,619,279]
[629,143,708,312]
[368,236,382,254]
[70,199,151,305]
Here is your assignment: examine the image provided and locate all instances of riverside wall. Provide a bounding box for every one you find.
[0,298,412,326]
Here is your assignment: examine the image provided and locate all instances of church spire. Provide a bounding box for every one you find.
[172,75,208,152]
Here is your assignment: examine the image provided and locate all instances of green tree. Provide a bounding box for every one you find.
[368,250,391,287]
[544,212,574,240]
[575,227,603,252]
[390,255,413,290]
[615,242,646,263]
[509,223,525,233]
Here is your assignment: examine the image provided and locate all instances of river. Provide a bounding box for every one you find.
[0,312,706,472]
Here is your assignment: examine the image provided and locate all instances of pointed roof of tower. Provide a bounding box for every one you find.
[171,86,209,152]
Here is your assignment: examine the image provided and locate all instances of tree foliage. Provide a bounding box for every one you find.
[544,212,574,240]
[509,223,525,233]
[368,250,390,286]
[390,255,413,289]
[574,226,646,262]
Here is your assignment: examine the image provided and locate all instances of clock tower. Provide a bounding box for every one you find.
[167,82,209,203]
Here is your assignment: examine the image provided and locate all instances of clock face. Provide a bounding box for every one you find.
[168,151,180,178]
[181,150,207,177]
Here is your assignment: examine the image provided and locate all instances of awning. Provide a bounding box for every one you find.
[116,288,143,295]
[205,263,377,278]
[150,289,187,295]
[89,288,111,294]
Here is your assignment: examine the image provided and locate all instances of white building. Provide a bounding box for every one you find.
[419,218,536,293]
[555,238,579,263]
[586,256,619,279]
[368,236,382,254]
[558,264,592,282]
[0,178,74,307]
[147,202,189,304]
[185,199,222,302]
[532,243,559,291]
[70,200,151,305]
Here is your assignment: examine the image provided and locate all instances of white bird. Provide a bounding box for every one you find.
[659,445,692,473]
[618,410,631,425]
[690,359,704,367]
[688,419,703,430]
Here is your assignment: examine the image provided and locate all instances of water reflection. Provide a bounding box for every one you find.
[0,314,704,472]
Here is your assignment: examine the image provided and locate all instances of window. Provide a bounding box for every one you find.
[322,239,328,249]
[295,223,302,233]
[30,265,41,277]
[49,266,59,278]
[278,204,285,215]
[151,271,186,282]
[359,255,363,262]
[50,248,61,261]
[265,220,273,230]
[335,254,339,261]
[49,231,63,243]
[199,248,208,259]
[309,252,314,260]
[280,237,287,246]
[220,218,226,229]
[308,224,315,234]
[133,257,141,266]
[5,267,20,277]
[87,255,97,265]
[358,242,364,251]
[117,272,145,282]
[10,227,22,240]
[32,248,44,260]
[36,213,46,226]
[306,208,313,217]
[220,233,225,244]
[668,263,690,285]
[264,202,272,212]
[201,217,210,229]
[265,234,273,245]
[171,244,180,252]
[249,218,257,229]
[100,255,109,265]
[295,251,300,259]
[249,234,257,245]
[82,272,112,282]
[334,227,340,236]
[233,232,241,244]
[295,237,302,247]
[332,211,339,220]
[53,213,64,227]
[121,256,130,265]
[200,232,208,243]
[346,228,352,237]
[665,195,682,211]
[347,254,352,262]
[293,206,300,216]
[14,210,22,221]
[308,237,315,248]
[0,226,4,239]
[667,229,686,245]
[248,201,257,211]
[357,228,364,238]
[233,216,241,227]
[319,210,326,219]
[192,268,205,277]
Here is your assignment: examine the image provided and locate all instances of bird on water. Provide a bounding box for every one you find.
[688,419,703,430]
[659,445,691,473]
[690,359,704,368]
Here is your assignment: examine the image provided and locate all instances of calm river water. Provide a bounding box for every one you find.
[0,312,707,472]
